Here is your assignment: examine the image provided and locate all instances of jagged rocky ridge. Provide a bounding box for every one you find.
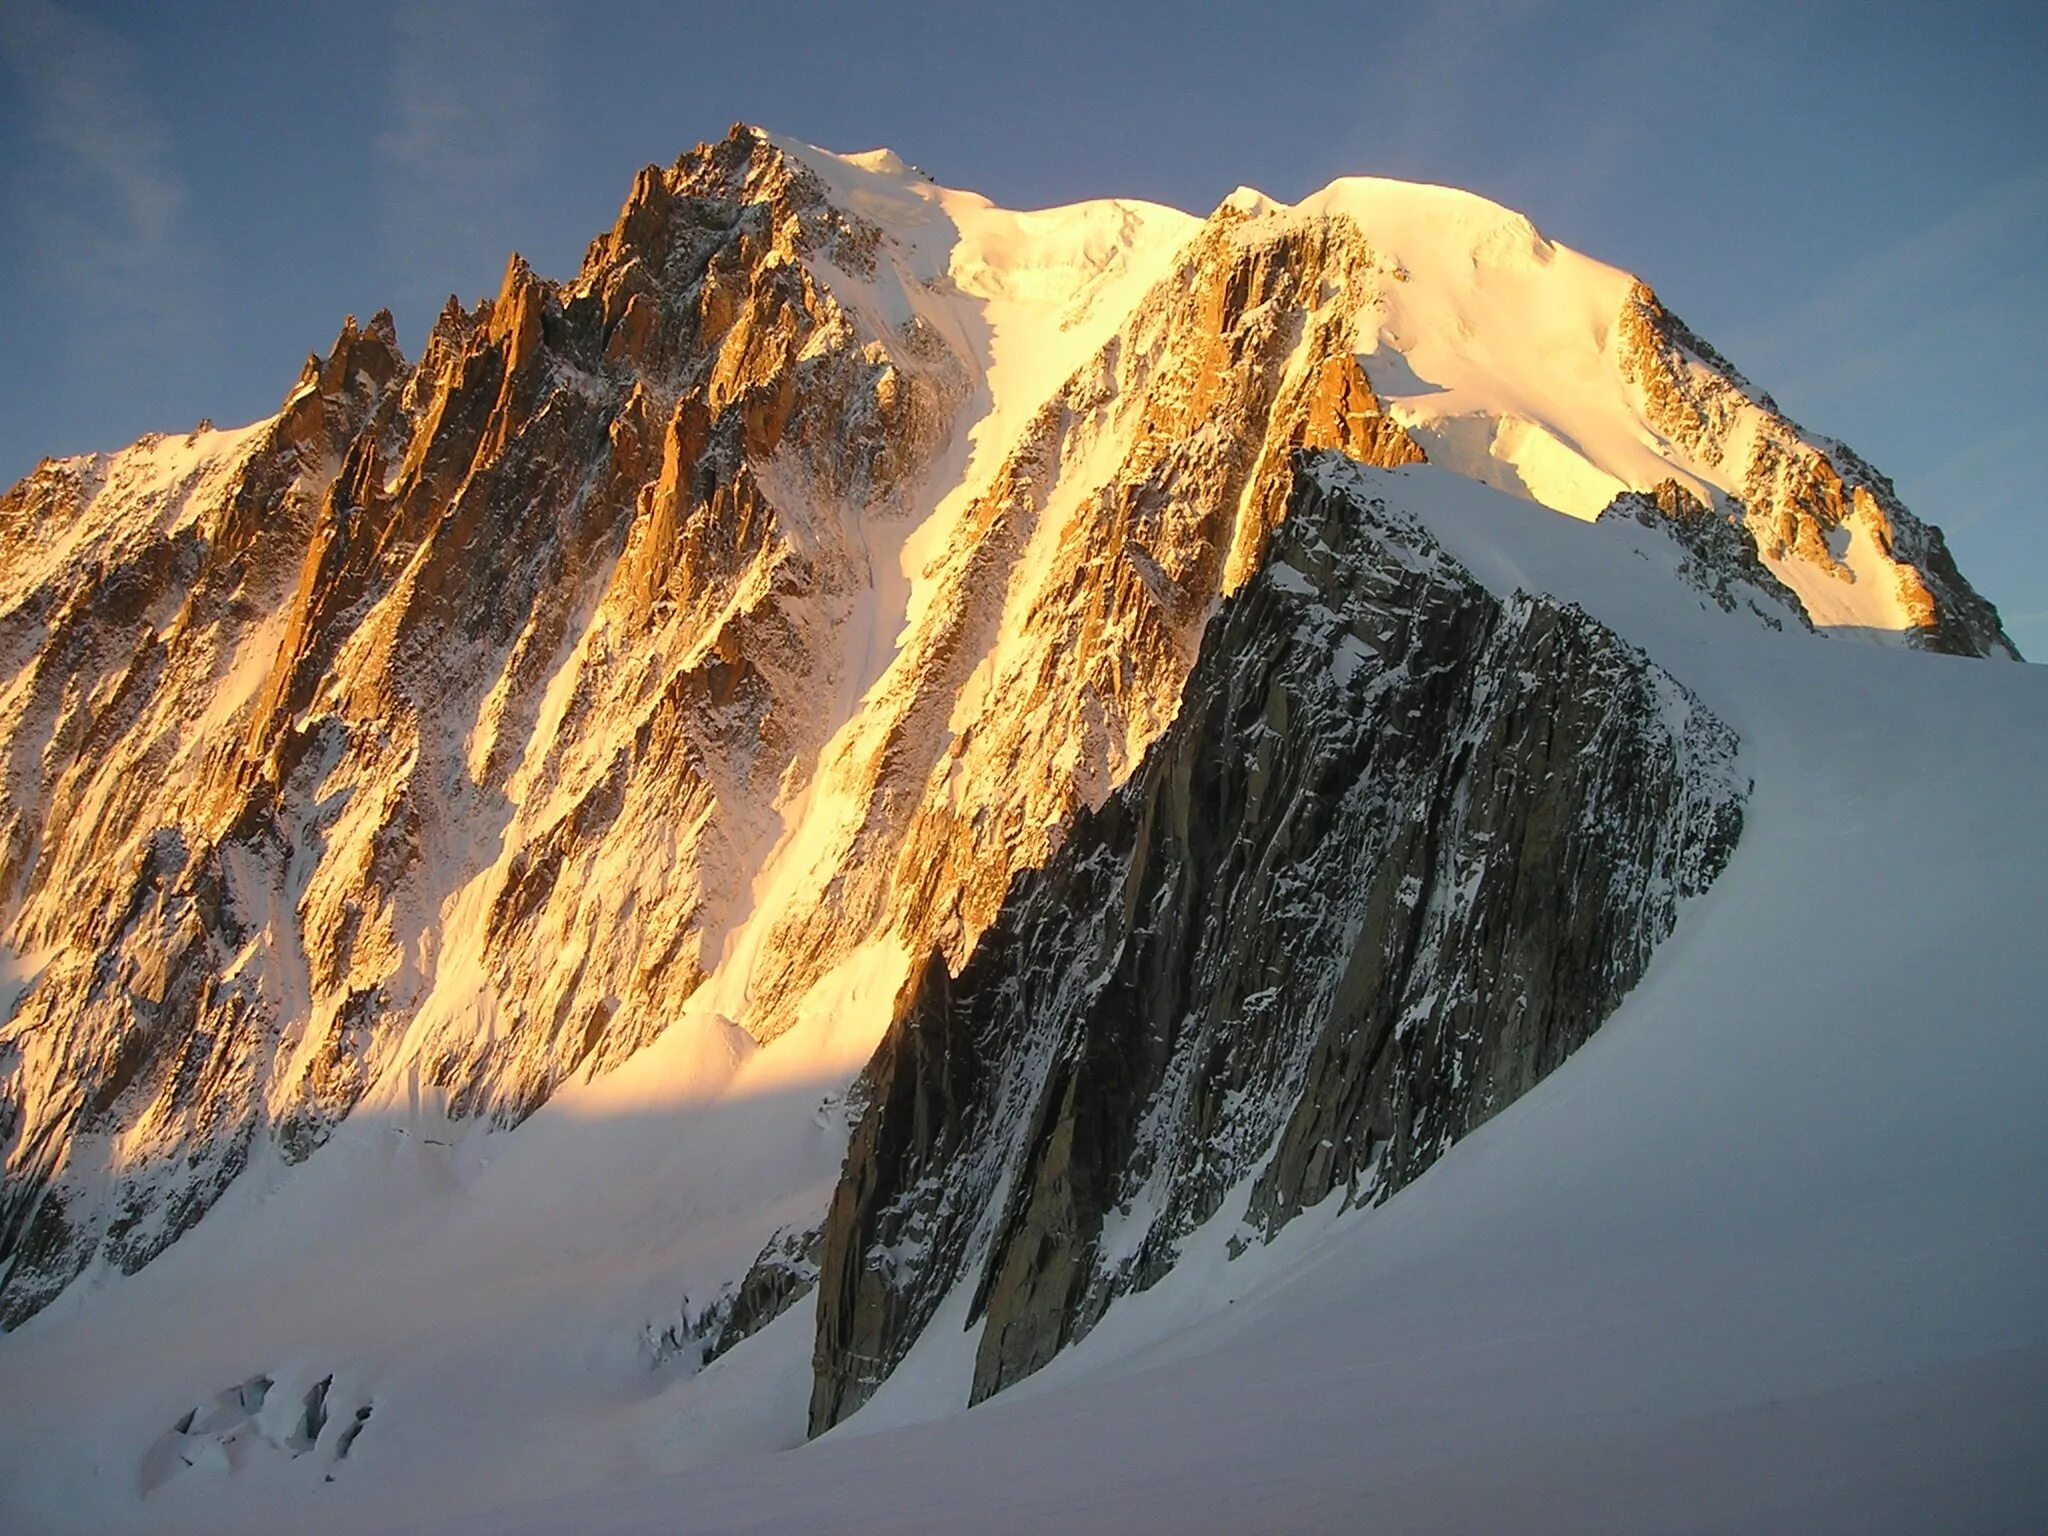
[0,129,1434,1323]
[0,128,978,1321]
[1597,478,1812,632]
[809,455,1747,1431]
[0,125,2017,1329]
[1609,281,2010,655]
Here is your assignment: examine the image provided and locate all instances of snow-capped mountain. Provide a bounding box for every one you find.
[0,127,2038,1533]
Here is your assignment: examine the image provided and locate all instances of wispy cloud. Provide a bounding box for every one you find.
[0,0,204,356]
[1497,0,1744,226]
[1354,0,1736,210]
[1365,0,1553,177]
[375,0,563,321]
[1718,163,2048,404]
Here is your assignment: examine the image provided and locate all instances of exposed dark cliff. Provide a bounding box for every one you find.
[810,454,1747,1432]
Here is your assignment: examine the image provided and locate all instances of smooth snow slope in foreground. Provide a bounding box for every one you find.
[1,467,2041,1534]
[477,470,2048,1534]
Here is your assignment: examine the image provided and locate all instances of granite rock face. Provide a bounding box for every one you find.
[0,128,970,1323]
[810,454,1747,1431]
[1612,281,2017,657]
[705,1222,824,1364]
[0,132,1436,1324]
[0,126,2014,1332]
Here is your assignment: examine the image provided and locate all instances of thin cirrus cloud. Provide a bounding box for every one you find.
[1356,0,1734,202]
[374,0,566,333]
[1718,163,2048,411]
[1711,161,2047,602]
[0,0,203,358]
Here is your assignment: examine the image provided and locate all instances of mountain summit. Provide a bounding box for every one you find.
[0,127,2038,1534]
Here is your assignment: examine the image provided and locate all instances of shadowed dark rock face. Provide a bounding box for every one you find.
[809,454,1748,1433]
[705,1222,823,1364]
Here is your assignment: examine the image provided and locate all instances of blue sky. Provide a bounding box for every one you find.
[3,0,2043,651]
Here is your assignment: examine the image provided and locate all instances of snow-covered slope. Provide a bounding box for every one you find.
[1,463,2040,1534]
[493,482,2048,1536]
[0,127,2037,1532]
[1228,174,2011,650]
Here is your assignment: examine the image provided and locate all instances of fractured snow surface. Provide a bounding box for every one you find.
[2,467,2041,1534]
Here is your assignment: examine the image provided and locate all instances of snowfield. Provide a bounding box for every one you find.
[2,464,2042,1534]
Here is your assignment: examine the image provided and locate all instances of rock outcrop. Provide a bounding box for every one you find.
[1612,281,2016,657]
[810,454,1747,1431]
[1598,478,1813,632]
[706,1223,824,1363]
